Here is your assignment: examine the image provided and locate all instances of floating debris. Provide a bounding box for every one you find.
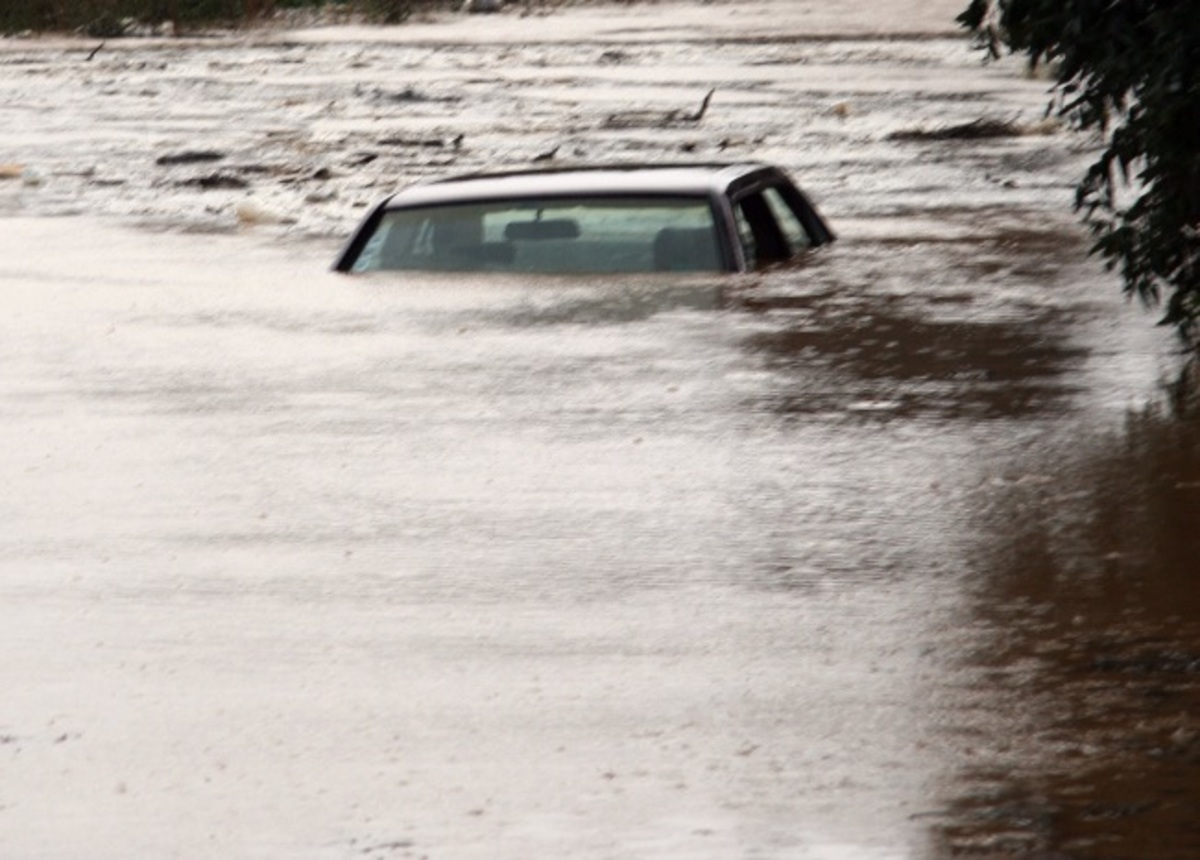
[156,150,227,166]
[366,86,462,105]
[603,89,715,130]
[598,49,630,65]
[180,173,249,190]
[378,134,464,150]
[305,188,338,204]
[887,117,1058,141]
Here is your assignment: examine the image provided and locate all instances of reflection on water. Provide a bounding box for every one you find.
[740,300,1087,419]
[731,225,1095,421]
[928,392,1200,858]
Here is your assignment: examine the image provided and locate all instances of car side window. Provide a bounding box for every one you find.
[734,184,813,269]
[762,186,812,253]
[733,205,758,267]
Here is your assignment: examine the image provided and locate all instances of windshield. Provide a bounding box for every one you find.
[349,195,721,274]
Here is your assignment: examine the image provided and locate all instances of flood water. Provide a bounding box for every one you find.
[2,2,1199,857]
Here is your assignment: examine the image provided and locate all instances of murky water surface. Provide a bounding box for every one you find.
[2,3,1198,857]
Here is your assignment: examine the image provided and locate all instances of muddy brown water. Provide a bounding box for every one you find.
[2,4,1199,857]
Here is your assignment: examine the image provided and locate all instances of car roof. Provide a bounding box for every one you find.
[384,163,777,207]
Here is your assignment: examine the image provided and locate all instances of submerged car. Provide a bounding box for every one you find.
[333,163,834,275]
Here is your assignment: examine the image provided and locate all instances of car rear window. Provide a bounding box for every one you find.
[350,195,721,274]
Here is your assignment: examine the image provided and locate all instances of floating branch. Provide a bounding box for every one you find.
[888,118,1025,141]
[603,88,716,130]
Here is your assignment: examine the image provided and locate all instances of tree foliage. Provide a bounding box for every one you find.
[959,0,1200,349]
[0,0,274,30]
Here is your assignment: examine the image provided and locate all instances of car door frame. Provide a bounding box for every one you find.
[719,167,835,271]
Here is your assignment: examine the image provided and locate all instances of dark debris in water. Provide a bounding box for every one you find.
[155,150,227,166]
[889,118,1025,142]
[372,86,462,105]
[378,134,465,150]
[178,173,250,190]
[603,88,715,130]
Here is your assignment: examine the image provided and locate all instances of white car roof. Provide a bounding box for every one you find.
[385,163,773,207]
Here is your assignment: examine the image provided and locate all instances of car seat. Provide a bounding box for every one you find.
[652,227,719,271]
